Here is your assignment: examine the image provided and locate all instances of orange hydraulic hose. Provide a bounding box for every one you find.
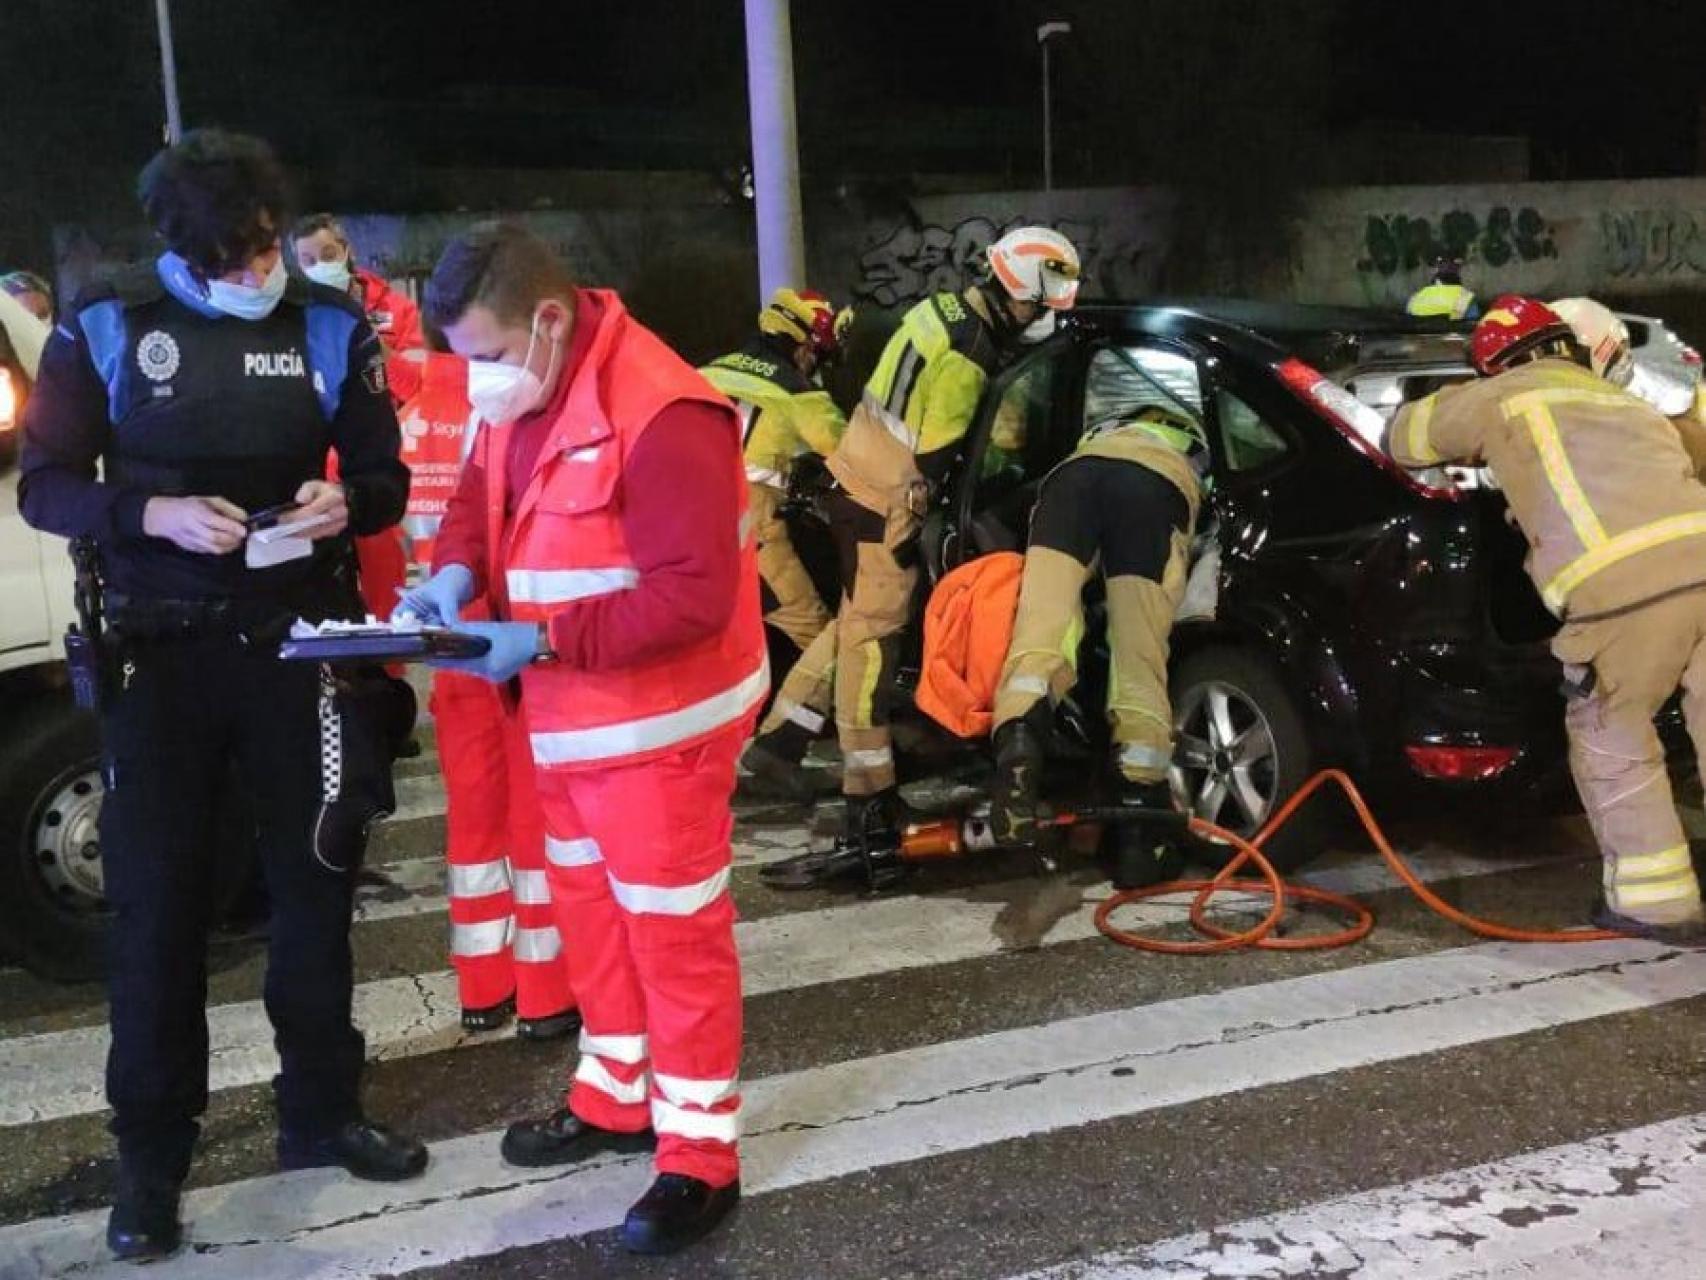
[1090,768,1627,954]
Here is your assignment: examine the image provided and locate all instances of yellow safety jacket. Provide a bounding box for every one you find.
[1406,282,1478,320]
[700,336,847,490]
[1390,358,1706,619]
[828,288,1003,513]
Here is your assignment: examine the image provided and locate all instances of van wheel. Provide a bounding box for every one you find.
[0,699,109,982]
[1169,647,1330,873]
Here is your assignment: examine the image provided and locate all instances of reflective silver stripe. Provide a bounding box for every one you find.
[448,858,511,900]
[845,746,894,769]
[779,700,826,734]
[545,834,603,867]
[450,917,512,958]
[506,567,639,606]
[738,509,755,548]
[580,1029,648,1065]
[654,1072,740,1108]
[608,865,730,917]
[737,401,759,444]
[512,925,562,963]
[862,390,918,451]
[652,1097,740,1144]
[575,1053,651,1105]
[885,345,924,420]
[1118,742,1174,771]
[402,514,440,539]
[1005,675,1050,698]
[532,658,769,766]
[511,868,552,906]
[745,463,787,487]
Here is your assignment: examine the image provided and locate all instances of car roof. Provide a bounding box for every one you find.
[1075,299,1470,372]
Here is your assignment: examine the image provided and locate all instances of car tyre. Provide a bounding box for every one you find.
[1169,647,1333,873]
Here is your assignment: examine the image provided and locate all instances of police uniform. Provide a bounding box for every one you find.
[17,253,408,1187]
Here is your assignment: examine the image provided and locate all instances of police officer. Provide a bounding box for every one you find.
[702,288,850,800]
[18,130,425,1262]
[1406,254,1479,320]
[990,403,1207,887]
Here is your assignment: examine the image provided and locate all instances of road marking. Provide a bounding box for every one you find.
[0,938,1692,1279]
[0,846,1582,1125]
[1008,1110,1706,1279]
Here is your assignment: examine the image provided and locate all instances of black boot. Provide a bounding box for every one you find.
[759,790,907,890]
[461,994,515,1033]
[277,1117,429,1181]
[500,1107,655,1168]
[623,1174,741,1254]
[1590,897,1706,947]
[1109,781,1186,890]
[106,1172,183,1263]
[738,723,818,802]
[516,1008,582,1042]
[991,714,1047,846]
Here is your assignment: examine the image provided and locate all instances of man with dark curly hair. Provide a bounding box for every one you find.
[19,129,425,1262]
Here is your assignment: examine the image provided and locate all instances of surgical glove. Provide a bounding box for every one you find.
[428,621,544,683]
[392,563,475,626]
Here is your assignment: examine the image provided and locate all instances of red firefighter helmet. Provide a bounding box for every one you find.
[1469,294,1575,377]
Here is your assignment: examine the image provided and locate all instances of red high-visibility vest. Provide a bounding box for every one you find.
[477,291,767,771]
[399,351,480,568]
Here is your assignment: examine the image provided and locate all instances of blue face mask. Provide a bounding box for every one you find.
[205,257,287,320]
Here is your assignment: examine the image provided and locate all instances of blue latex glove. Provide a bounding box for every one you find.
[392,563,475,626]
[428,621,544,683]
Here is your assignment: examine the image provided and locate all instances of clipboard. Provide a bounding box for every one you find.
[277,626,492,663]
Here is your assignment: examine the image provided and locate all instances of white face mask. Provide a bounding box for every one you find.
[466,312,557,424]
[1019,310,1058,344]
[304,256,352,292]
[206,257,287,321]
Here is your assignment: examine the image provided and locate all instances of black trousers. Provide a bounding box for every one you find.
[99,633,365,1181]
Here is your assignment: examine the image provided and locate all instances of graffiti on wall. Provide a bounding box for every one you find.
[853,215,1157,307]
[1601,210,1706,279]
[1356,206,1558,276]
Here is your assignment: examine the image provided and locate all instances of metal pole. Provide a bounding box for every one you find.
[1042,39,1053,192]
[744,0,806,298]
[1037,22,1071,195]
[154,0,184,144]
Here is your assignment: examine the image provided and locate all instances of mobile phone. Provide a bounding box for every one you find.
[244,502,298,532]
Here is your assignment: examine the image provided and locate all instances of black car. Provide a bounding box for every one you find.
[795,300,1600,870]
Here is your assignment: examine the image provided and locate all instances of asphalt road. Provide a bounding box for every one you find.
[4,741,1706,1280]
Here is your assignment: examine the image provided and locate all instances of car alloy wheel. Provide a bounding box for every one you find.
[1171,680,1279,835]
[32,763,107,911]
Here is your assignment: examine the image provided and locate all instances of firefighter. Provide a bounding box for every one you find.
[393,351,577,1038]
[1406,254,1479,321]
[701,289,850,801]
[989,403,1207,888]
[1388,294,1706,942]
[399,222,764,1254]
[18,129,424,1261]
[761,227,1081,888]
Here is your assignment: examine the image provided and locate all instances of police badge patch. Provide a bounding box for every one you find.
[361,353,388,396]
[136,331,181,383]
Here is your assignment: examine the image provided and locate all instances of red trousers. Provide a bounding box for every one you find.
[354,528,408,622]
[537,724,746,1188]
[434,671,574,1019]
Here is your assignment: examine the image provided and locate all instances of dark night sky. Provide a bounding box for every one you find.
[2,0,1703,267]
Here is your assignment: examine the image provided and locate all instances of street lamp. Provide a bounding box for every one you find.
[153,0,184,143]
[1038,20,1071,192]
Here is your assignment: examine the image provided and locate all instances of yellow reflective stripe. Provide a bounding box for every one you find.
[855,637,884,725]
[701,367,784,404]
[1516,402,1606,551]
[1401,397,1439,465]
[1616,844,1693,882]
[1543,511,1706,610]
[1500,386,1636,416]
[1610,875,1701,909]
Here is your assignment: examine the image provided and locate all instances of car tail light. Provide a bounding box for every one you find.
[1275,357,1463,502]
[1682,346,1702,367]
[0,366,15,433]
[1404,744,1518,781]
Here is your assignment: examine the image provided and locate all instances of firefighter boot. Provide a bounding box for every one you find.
[738,722,818,803]
[1109,781,1186,890]
[760,790,908,891]
[990,706,1049,847]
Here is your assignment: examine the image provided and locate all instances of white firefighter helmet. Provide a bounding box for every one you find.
[1550,297,1634,387]
[986,226,1082,311]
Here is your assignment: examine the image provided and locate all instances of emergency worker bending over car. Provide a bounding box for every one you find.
[989,403,1207,889]
[1388,294,1706,943]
